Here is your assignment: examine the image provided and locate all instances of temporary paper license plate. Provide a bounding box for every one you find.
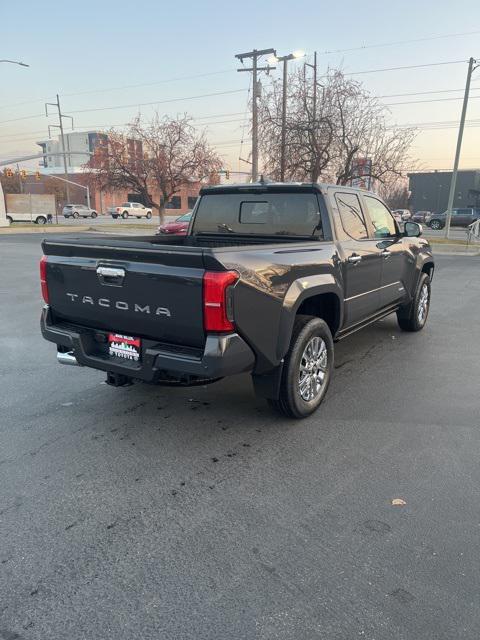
[108,334,141,362]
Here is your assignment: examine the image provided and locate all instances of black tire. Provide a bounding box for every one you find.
[6,216,12,224]
[146,211,152,219]
[36,216,46,225]
[397,272,431,332]
[112,215,118,219]
[91,211,97,219]
[122,211,128,219]
[430,219,442,230]
[268,315,334,419]
[73,211,79,219]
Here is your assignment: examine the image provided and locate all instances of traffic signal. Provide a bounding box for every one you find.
[35,171,41,181]
[5,168,13,177]
[20,169,27,180]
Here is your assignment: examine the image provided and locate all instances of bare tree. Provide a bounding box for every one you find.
[377,177,410,210]
[89,114,222,221]
[0,170,22,194]
[258,68,335,182]
[258,67,416,188]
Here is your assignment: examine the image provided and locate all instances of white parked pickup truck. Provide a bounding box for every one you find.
[108,202,152,219]
[6,210,50,225]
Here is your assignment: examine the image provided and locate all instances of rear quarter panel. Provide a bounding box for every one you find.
[215,241,341,373]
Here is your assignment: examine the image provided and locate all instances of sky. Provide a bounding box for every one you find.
[1,0,480,174]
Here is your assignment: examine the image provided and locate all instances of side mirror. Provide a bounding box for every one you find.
[404,221,422,237]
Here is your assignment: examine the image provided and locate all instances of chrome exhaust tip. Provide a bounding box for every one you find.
[57,351,81,366]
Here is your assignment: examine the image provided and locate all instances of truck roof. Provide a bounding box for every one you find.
[199,182,375,196]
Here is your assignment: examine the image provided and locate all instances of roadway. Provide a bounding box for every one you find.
[1,234,479,640]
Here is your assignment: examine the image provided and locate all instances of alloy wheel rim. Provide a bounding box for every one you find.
[298,336,328,402]
[417,283,429,324]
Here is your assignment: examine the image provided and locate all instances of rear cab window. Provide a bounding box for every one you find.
[191,191,325,238]
[334,192,368,240]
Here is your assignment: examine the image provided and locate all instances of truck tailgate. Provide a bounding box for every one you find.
[43,239,207,348]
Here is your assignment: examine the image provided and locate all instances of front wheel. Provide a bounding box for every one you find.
[268,316,334,419]
[91,212,97,219]
[36,216,46,225]
[73,212,79,219]
[146,211,152,219]
[430,219,442,230]
[6,216,12,224]
[122,211,128,219]
[397,273,431,332]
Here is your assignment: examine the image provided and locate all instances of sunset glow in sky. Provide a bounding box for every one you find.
[1,0,479,174]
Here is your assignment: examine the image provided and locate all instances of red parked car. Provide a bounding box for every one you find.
[157,212,192,235]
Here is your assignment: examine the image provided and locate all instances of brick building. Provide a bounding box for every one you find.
[17,171,200,216]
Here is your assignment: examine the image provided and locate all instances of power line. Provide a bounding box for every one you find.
[0,70,236,111]
[347,59,469,75]
[378,86,480,99]
[0,90,247,126]
[385,94,480,106]
[66,88,248,115]
[317,30,480,57]
[62,69,236,98]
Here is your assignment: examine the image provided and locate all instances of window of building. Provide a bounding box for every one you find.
[187,196,198,210]
[335,192,368,240]
[363,196,397,238]
[166,196,181,209]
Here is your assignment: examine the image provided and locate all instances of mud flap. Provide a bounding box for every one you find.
[252,362,284,400]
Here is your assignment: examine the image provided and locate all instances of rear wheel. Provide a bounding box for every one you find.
[430,219,442,230]
[6,216,12,224]
[91,211,97,219]
[268,316,334,419]
[397,272,431,332]
[36,216,46,225]
[122,211,128,219]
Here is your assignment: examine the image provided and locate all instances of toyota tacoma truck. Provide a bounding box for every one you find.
[40,183,434,418]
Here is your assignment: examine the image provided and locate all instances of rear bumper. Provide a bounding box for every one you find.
[40,307,255,382]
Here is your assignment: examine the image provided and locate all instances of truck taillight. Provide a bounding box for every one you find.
[203,270,238,332]
[40,255,49,304]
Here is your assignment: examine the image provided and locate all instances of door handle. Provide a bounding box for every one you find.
[347,255,362,264]
[381,250,391,259]
[96,266,125,286]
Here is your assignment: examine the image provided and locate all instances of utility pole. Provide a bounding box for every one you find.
[274,51,305,181]
[305,51,318,126]
[281,57,288,181]
[305,52,320,182]
[16,163,23,194]
[444,57,478,238]
[236,48,276,182]
[45,94,74,203]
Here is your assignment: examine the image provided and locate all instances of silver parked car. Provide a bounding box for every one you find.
[63,204,97,219]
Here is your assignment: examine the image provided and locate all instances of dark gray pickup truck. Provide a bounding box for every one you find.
[40,183,434,418]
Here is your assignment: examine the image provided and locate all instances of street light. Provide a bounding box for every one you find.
[269,51,306,181]
[0,59,29,67]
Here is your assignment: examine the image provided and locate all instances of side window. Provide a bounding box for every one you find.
[334,192,368,240]
[363,196,397,238]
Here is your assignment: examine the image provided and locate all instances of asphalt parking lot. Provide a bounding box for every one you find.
[1,234,479,640]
